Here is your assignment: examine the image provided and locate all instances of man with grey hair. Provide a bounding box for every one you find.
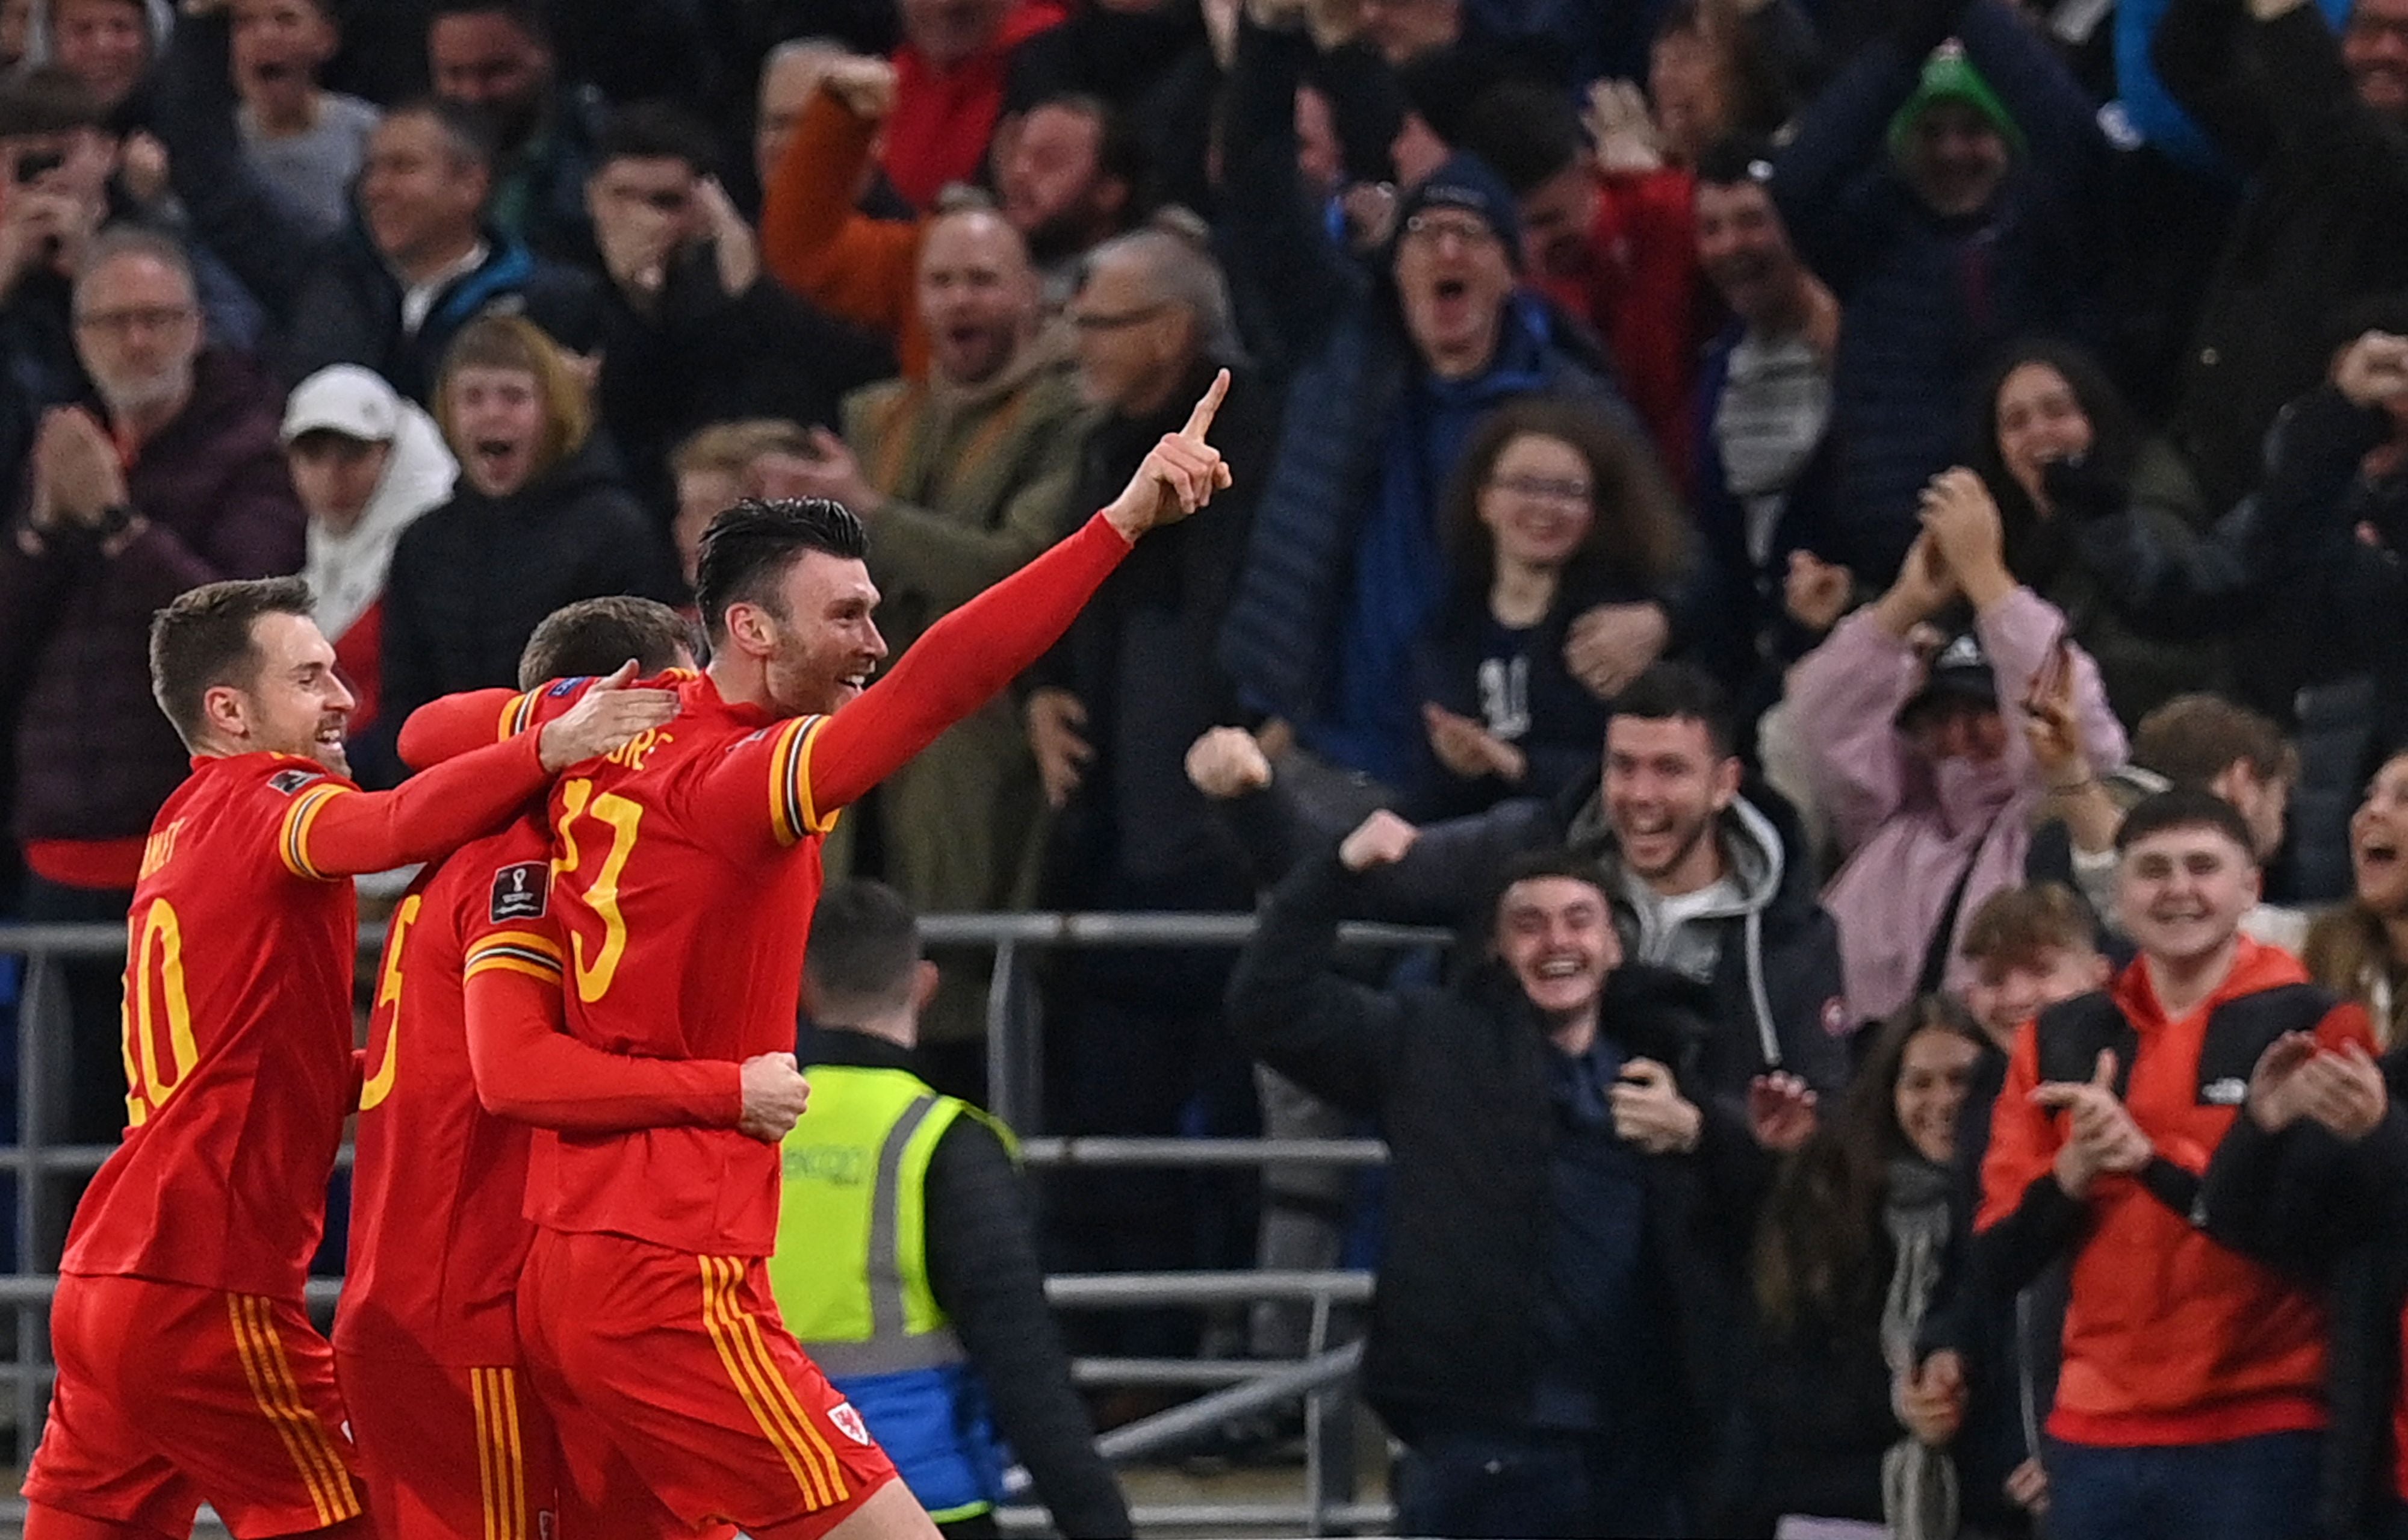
[1022,216,1281,1361]
[0,223,303,1158]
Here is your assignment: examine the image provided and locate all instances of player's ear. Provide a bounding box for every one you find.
[724,600,776,660]
[200,682,250,746]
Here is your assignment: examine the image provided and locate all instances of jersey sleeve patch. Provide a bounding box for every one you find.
[267,767,326,795]
[768,715,833,846]
[488,861,550,924]
[464,929,565,984]
[277,783,352,881]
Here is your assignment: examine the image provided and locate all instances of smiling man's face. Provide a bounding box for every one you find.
[1494,874,1620,1019]
[751,548,889,719]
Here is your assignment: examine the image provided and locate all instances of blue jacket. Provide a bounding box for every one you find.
[1772,0,2109,581]
[1213,19,1640,787]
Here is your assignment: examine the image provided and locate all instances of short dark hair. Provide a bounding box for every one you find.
[1693,134,1778,190]
[2115,786,2260,862]
[0,65,104,138]
[386,95,499,173]
[1486,847,1610,934]
[599,99,719,177]
[1612,662,1737,759]
[149,577,316,748]
[517,597,695,688]
[806,880,922,1014]
[429,0,548,42]
[1028,91,1144,197]
[1454,79,1584,196]
[692,498,869,644]
[2132,693,2299,789]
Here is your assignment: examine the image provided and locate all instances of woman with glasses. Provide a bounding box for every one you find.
[1412,395,1688,818]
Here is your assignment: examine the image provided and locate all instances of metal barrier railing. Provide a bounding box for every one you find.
[0,914,1442,1536]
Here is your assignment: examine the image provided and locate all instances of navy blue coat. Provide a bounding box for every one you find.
[1772,0,2110,581]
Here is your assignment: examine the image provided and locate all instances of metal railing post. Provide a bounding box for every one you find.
[984,936,1021,1130]
[0,918,1427,1532]
[15,953,64,1455]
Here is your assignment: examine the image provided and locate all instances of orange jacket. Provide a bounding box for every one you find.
[1977,937,2372,1446]
[760,89,930,380]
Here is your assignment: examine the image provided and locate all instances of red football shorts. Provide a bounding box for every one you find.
[336,1350,563,1540]
[23,1273,365,1537]
[517,1228,899,1539]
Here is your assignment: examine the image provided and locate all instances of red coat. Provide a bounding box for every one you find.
[1534,168,1705,485]
[883,2,1068,211]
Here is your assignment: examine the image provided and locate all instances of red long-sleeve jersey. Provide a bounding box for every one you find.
[63,735,553,1300]
[340,810,746,1365]
[507,511,1131,1257]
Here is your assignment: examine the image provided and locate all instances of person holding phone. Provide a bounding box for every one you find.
[1788,465,2127,1024]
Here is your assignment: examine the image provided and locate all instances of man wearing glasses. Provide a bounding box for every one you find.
[0,225,304,1173]
[1215,0,1654,807]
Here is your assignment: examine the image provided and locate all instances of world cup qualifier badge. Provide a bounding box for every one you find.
[830,1402,872,1445]
[268,767,324,795]
[489,862,550,923]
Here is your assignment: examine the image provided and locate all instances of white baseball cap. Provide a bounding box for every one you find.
[281,364,402,446]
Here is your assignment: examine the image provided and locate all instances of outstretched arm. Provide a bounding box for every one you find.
[700,372,1239,845]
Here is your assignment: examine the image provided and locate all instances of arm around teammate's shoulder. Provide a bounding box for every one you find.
[289,665,677,877]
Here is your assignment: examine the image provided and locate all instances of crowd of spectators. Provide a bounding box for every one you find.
[10,0,2408,1532]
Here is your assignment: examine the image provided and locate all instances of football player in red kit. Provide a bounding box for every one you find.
[464,371,1232,1540]
[22,577,674,1540]
[340,597,810,1540]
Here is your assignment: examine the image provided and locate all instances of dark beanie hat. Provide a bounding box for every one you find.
[1393,152,1524,269]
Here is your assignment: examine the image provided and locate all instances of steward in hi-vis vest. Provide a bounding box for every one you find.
[771,1058,1012,1524]
[773,881,1130,1539]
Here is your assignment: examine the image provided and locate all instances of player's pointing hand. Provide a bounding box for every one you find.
[536,660,681,772]
[1102,368,1235,541]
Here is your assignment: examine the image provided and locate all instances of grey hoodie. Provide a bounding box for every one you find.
[1353,784,1855,1104]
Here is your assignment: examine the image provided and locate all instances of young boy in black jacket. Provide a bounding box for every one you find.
[1227,831,1760,1538]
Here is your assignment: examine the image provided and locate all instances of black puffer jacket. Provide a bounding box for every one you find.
[2153,0,2408,520]
[2197,1048,2408,1540]
[374,440,678,775]
[1227,852,1759,1476]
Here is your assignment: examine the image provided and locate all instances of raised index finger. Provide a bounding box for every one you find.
[1180,368,1231,442]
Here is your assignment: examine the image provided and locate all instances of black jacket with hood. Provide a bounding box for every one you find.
[1227,850,1760,1480]
[376,438,679,763]
[1329,777,1855,1116]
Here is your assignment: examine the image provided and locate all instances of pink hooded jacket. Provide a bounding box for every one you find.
[1792,585,2126,1023]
